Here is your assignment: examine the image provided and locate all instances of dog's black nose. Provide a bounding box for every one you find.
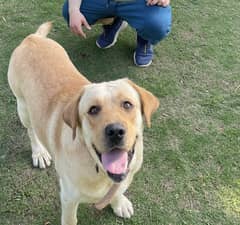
[105,123,125,145]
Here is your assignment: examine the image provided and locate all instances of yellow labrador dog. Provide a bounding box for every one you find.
[8,22,159,225]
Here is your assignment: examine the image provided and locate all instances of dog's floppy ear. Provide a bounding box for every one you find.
[127,79,160,128]
[63,89,84,140]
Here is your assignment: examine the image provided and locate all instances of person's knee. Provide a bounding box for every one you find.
[62,1,69,24]
[141,6,172,44]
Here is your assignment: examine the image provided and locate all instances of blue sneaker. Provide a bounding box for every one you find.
[134,35,153,67]
[96,17,128,49]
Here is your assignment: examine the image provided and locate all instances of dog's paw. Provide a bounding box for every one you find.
[32,147,52,169]
[111,195,134,218]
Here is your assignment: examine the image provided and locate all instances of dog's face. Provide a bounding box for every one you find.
[63,79,159,183]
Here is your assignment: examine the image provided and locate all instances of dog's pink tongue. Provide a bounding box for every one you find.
[102,149,128,174]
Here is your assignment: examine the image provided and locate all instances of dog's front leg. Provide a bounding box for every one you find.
[61,198,79,225]
[60,180,79,225]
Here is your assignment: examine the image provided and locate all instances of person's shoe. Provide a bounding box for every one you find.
[134,35,153,67]
[96,17,128,49]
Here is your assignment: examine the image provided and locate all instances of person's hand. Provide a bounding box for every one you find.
[69,9,91,38]
[146,0,170,7]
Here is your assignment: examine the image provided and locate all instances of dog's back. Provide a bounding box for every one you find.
[8,22,89,101]
[7,22,90,157]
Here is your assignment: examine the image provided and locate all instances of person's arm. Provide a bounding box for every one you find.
[146,0,170,7]
[68,0,91,38]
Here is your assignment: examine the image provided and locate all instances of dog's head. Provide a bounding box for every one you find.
[63,79,159,183]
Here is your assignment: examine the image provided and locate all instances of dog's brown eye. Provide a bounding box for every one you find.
[122,101,133,110]
[88,106,101,115]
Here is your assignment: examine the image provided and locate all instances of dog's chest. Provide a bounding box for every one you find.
[75,171,113,202]
[57,155,112,202]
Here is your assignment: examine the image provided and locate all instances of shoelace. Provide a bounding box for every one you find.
[144,44,147,54]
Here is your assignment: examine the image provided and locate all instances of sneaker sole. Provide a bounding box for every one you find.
[96,21,128,49]
[133,52,153,67]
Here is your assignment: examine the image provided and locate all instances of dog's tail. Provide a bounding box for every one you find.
[35,21,52,37]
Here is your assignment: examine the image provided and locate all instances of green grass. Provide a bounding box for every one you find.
[1,0,240,224]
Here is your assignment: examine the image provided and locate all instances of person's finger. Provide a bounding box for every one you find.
[150,0,159,5]
[76,25,86,38]
[70,25,86,38]
[158,0,169,6]
[70,26,76,34]
[157,0,163,5]
[164,1,170,6]
[82,17,91,30]
[146,0,152,6]
[70,26,78,35]
[147,0,165,6]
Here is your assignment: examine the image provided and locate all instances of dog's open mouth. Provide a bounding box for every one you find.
[93,143,135,183]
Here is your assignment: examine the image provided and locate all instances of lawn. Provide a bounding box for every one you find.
[0,0,240,224]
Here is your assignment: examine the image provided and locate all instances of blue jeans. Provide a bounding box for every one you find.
[62,0,171,44]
